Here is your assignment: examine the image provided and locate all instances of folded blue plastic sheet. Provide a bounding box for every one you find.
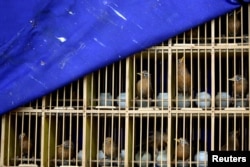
[0,0,248,114]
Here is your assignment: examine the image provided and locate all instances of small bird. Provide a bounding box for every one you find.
[57,140,75,160]
[178,56,191,96]
[136,71,153,99]
[19,133,33,158]
[228,75,248,98]
[102,137,118,159]
[148,131,168,154]
[228,11,240,36]
[221,130,239,151]
[175,138,190,160]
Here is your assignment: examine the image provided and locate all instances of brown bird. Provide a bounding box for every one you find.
[221,130,239,151]
[136,71,153,99]
[178,56,191,96]
[57,140,75,160]
[102,137,118,159]
[228,11,240,36]
[148,131,168,154]
[19,133,33,158]
[175,138,190,160]
[228,75,248,98]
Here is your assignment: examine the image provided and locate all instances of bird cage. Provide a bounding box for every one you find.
[1,5,250,167]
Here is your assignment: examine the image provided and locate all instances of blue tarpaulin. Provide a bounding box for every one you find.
[0,0,249,114]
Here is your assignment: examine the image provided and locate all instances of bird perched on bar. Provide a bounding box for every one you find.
[221,130,239,151]
[19,133,33,158]
[178,56,191,96]
[228,11,240,36]
[136,70,153,99]
[102,137,118,159]
[148,131,168,155]
[175,138,190,160]
[228,75,248,98]
[57,140,75,160]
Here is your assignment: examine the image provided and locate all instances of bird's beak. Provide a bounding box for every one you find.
[228,77,235,81]
[174,138,180,142]
[137,73,141,76]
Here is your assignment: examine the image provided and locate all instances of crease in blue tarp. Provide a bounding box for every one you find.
[0,0,248,114]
